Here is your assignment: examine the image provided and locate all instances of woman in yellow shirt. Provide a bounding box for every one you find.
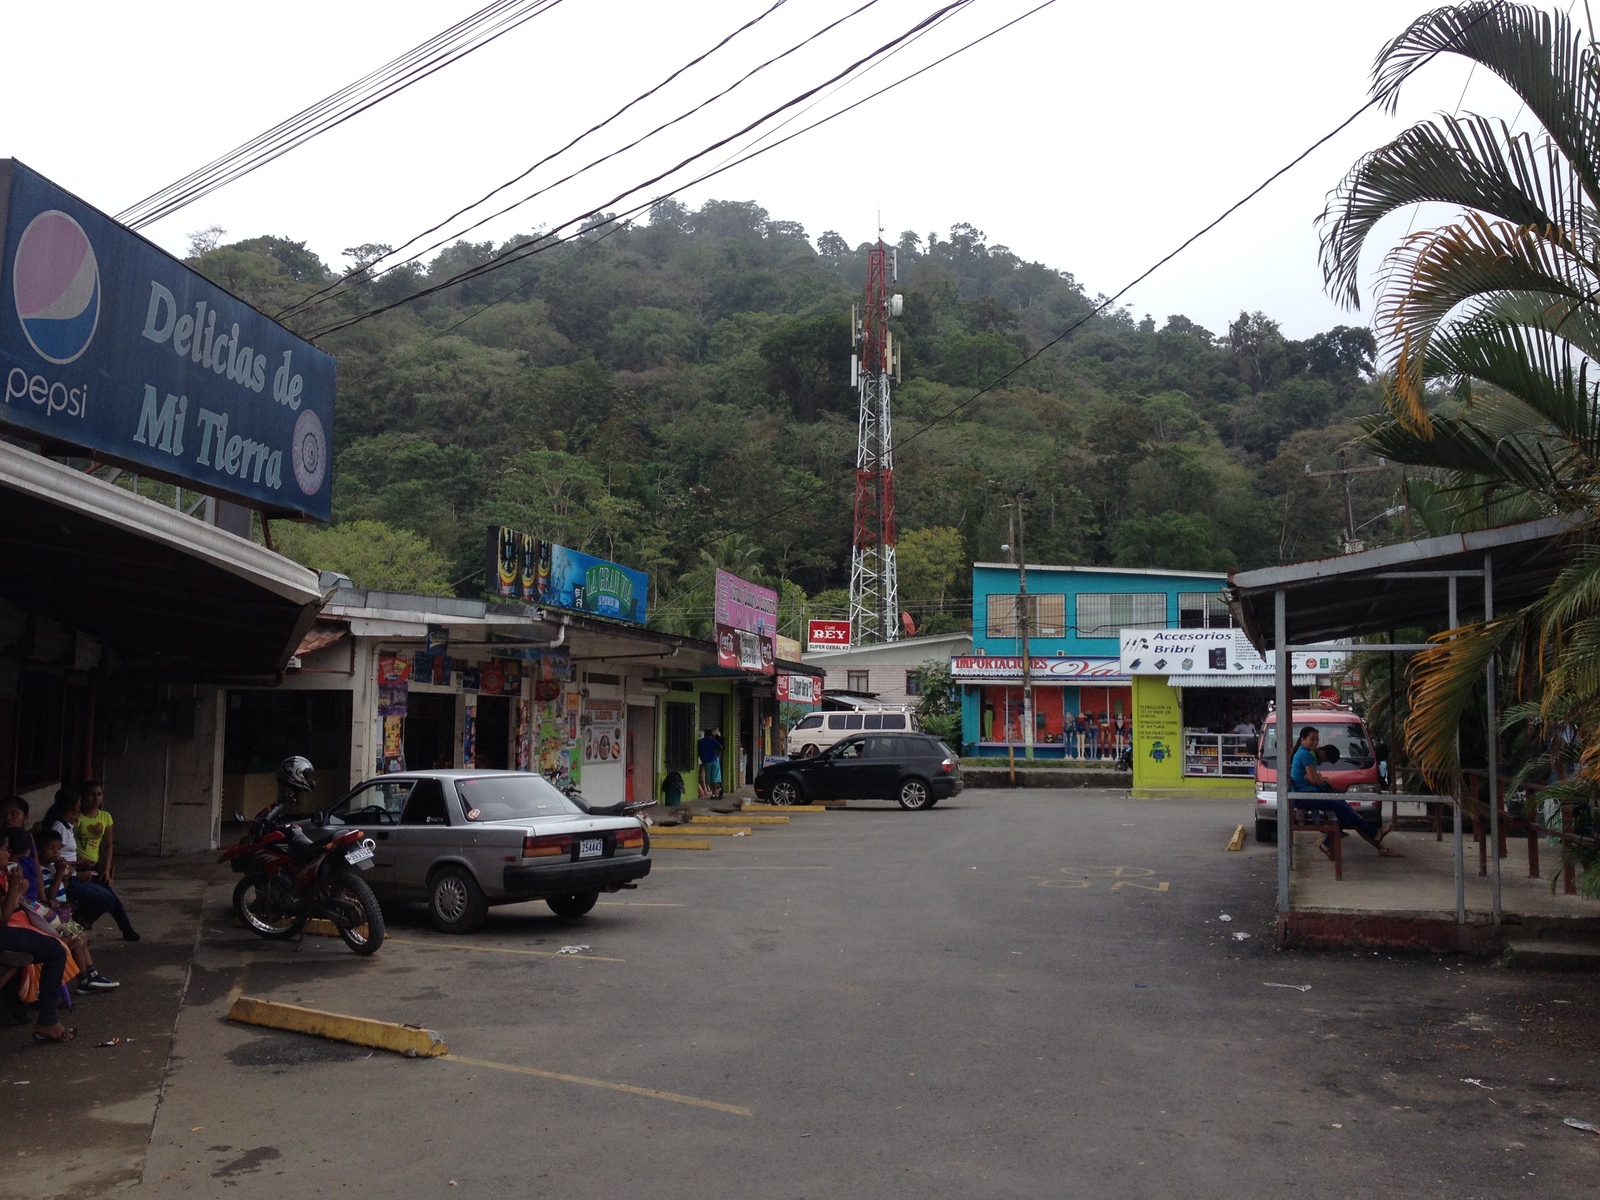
[75,780,114,884]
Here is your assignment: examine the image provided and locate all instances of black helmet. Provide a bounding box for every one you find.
[277,756,316,794]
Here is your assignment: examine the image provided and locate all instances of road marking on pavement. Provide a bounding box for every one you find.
[597,901,684,907]
[1036,865,1171,891]
[385,937,624,962]
[653,865,835,870]
[658,825,752,836]
[443,1054,752,1117]
[228,996,447,1057]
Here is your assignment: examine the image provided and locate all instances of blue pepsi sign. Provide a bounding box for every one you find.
[0,160,334,520]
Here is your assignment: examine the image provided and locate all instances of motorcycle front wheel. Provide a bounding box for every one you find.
[326,872,386,956]
[233,874,307,939]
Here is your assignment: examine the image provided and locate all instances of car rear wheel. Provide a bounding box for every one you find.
[429,866,488,934]
[546,891,599,919]
[1255,818,1276,844]
[769,777,803,806]
[897,778,933,811]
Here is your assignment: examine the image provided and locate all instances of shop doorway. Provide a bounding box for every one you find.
[224,689,352,813]
[476,695,511,769]
[404,693,458,770]
[627,703,655,802]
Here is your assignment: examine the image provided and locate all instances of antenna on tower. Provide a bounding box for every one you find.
[848,229,903,645]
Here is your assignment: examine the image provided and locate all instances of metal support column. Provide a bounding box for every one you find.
[1450,575,1464,924]
[1275,589,1291,916]
[1485,551,1500,923]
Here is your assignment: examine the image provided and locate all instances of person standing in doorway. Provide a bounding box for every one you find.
[75,780,115,886]
[697,728,724,799]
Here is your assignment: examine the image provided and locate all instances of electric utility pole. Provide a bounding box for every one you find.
[1305,449,1388,553]
[848,232,902,644]
[1016,493,1033,760]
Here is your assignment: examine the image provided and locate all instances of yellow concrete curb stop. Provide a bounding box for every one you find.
[227,996,447,1058]
[741,803,828,812]
[1226,824,1247,852]
[690,813,790,825]
[648,837,712,850]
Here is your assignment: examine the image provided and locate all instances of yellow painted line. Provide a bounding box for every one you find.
[649,838,712,850]
[659,825,751,837]
[386,937,623,962]
[228,996,447,1057]
[690,814,790,825]
[742,804,828,813]
[444,1053,751,1117]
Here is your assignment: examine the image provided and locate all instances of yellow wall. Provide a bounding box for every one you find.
[1130,675,1252,798]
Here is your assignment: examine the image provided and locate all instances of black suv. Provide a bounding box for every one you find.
[753,733,962,810]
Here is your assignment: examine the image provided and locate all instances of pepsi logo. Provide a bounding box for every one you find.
[291,407,327,496]
[13,210,100,365]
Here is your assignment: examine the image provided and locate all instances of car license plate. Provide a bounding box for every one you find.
[579,837,604,860]
[345,845,375,868]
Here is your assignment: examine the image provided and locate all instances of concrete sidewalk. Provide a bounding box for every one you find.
[0,853,216,1200]
[1282,823,1600,952]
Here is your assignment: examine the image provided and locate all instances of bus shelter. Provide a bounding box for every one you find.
[1228,515,1582,936]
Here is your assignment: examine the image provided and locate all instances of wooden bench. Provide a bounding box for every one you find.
[1289,800,1344,880]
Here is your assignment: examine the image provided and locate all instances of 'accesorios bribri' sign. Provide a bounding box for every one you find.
[0,160,334,520]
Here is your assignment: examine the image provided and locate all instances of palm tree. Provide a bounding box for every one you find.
[1317,3,1600,815]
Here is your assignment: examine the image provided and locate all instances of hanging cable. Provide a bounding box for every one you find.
[279,0,891,321]
[304,0,996,338]
[116,0,565,229]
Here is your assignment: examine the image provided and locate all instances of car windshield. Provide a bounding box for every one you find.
[1260,723,1374,769]
[455,775,586,821]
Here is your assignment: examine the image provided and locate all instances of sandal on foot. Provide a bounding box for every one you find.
[1318,843,1335,861]
[33,1026,76,1044]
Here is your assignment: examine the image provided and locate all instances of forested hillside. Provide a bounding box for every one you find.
[190,200,1405,634]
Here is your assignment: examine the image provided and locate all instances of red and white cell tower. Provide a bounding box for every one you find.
[848,237,903,644]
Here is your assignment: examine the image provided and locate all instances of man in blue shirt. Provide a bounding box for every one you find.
[697,729,723,799]
[1290,727,1401,858]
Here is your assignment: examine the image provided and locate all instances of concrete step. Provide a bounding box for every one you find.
[1504,939,1600,971]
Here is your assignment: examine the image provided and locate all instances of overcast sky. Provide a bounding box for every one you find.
[2,0,1546,339]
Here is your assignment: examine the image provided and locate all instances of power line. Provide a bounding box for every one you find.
[303,0,980,339]
[116,0,565,229]
[283,0,900,322]
[279,0,808,319]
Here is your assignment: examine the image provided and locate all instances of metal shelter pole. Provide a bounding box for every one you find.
[1485,551,1500,923]
[1276,589,1291,916]
[1450,575,1464,924]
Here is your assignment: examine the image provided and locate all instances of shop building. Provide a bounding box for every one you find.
[802,631,972,709]
[0,161,335,853]
[1116,627,1346,798]
[219,581,824,818]
[957,564,1232,758]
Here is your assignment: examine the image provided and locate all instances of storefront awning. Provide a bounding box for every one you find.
[0,441,324,678]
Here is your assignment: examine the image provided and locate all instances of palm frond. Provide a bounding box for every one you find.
[1370,4,1600,212]
[1406,616,1524,796]
[1376,216,1597,426]
[1319,113,1582,306]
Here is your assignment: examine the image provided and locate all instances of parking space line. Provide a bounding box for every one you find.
[385,937,624,962]
[443,1054,752,1117]
[653,865,834,870]
[597,901,684,907]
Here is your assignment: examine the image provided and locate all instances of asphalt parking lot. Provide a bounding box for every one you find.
[11,789,1600,1199]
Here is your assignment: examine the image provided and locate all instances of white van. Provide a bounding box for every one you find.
[785,709,914,757]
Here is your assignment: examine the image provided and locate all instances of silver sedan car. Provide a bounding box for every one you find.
[318,770,651,934]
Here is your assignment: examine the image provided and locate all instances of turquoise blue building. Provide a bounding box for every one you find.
[957,563,1230,757]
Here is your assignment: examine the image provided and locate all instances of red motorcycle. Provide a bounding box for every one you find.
[221,803,385,956]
